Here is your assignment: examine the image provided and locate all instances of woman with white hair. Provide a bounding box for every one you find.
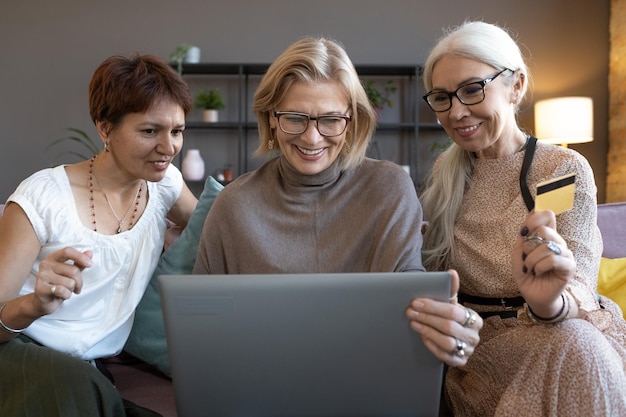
[412,20,626,416]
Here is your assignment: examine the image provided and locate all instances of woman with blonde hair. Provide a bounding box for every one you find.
[195,36,482,374]
[194,35,423,274]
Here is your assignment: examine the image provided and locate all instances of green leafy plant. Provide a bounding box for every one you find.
[45,127,100,161]
[194,89,225,110]
[168,43,194,75]
[362,79,398,109]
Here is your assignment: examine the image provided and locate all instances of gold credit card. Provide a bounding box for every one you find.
[535,173,576,215]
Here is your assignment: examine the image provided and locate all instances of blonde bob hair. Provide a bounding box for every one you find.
[420,21,530,271]
[253,36,377,171]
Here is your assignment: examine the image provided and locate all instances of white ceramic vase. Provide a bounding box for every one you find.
[184,46,201,63]
[181,149,205,181]
[203,109,219,123]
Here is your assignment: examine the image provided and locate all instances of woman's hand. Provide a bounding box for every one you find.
[33,248,92,315]
[512,210,576,319]
[405,269,482,367]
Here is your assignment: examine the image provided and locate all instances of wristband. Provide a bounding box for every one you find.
[526,293,570,325]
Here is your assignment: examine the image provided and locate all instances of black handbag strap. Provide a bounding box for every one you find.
[519,136,537,211]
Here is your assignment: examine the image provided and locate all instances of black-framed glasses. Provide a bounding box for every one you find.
[273,111,352,137]
[422,68,513,112]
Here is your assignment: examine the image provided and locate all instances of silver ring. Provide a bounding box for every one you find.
[51,285,56,296]
[523,233,544,244]
[462,308,477,328]
[452,338,466,358]
[546,241,562,255]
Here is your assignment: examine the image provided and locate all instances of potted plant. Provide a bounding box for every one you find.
[362,79,398,116]
[168,43,200,75]
[195,89,225,122]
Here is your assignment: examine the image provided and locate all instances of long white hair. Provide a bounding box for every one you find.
[420,21,530,270]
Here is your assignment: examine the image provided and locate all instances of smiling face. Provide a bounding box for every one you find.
[98,99,186,182]
[270,81,350,175]
[430,55,525,158]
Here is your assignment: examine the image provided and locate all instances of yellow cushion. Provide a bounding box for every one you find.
[597,257,626,319]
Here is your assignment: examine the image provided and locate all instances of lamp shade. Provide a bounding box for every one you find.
[534,96,594,145]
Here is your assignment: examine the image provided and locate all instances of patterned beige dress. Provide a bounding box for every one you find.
[442,141,626,416]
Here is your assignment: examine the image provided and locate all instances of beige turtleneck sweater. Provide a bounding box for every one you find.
[193,156,424,274]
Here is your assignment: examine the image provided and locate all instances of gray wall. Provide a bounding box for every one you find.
[0,0,609,201]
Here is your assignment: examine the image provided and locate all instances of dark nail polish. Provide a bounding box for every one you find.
[523,265,528,273]
[520,226,529,236]
[531,268,536,276]
[522,252,527,261]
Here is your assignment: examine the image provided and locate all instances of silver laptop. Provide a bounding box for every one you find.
[158,272,450,417]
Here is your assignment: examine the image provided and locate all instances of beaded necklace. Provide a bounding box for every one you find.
[88,155,143,233]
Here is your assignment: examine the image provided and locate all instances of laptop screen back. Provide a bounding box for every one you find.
[159,272,450,417]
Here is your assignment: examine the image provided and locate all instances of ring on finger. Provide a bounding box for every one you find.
[546,240,562,255]
[523,233,544,244]
[451,338,466,358]
[462,308,477,328]
[51,285,57,296]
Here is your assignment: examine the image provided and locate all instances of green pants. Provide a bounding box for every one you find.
[0,336,159,417]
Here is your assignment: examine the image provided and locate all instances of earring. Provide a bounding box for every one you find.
[344,141,351,154]
[268,139,274,150]
[104,142,110,152]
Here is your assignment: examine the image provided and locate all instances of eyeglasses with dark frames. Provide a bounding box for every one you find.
[422,68,513,112]
[272,111,352,137]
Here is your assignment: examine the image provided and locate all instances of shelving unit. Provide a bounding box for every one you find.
[175,63,446,189]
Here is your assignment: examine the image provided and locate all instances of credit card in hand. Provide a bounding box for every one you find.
[535,173,576,215]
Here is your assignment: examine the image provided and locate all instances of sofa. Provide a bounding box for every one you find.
[597,202,626,258]
[0,201,624,417]
[596,202,626,317]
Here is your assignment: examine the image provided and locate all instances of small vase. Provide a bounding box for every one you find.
[222,165,233,182]
[181,149,205,181]
[203,109,219,123]
[184,46,201,63]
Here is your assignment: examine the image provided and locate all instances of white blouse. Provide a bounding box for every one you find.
[8,164,182,359]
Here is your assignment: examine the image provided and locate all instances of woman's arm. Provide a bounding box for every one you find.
[0,203,91,342]
[166,182,198,229]
[0,203,42,299]
[545,152,602,312]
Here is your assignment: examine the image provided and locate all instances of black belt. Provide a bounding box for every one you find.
[479,310,519,320]
[459,293,526,309]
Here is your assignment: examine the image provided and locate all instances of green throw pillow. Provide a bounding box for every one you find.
[123,176,223,376]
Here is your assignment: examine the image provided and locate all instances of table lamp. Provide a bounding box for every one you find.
[534,96,594,147]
